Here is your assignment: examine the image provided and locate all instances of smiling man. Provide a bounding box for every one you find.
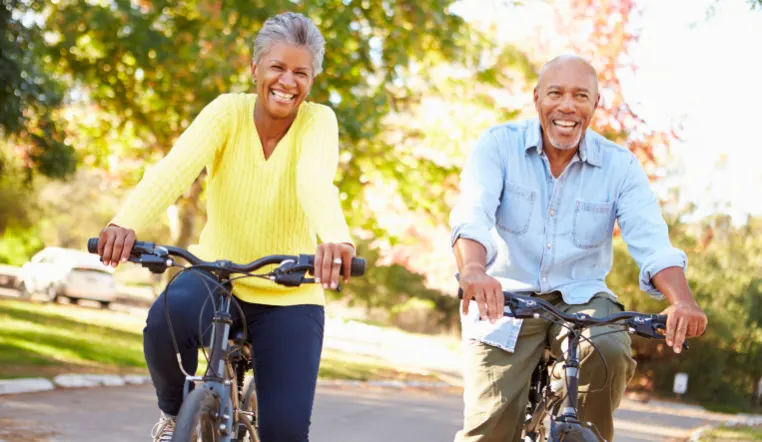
[449,55,707,441]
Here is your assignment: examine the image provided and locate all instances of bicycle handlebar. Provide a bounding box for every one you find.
[458,288,686,349]
[87,238,366,280]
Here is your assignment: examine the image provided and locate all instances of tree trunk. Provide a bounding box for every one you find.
[176,173,205,249]
[158,173,206,296]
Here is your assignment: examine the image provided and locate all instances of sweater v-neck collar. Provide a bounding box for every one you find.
[249,94,302,164]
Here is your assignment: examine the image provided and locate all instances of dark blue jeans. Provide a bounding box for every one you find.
[143,269,324,442]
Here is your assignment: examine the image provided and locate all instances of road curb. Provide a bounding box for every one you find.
[0,374,455,396]
[0,374,152,395]
[0,377,56,395]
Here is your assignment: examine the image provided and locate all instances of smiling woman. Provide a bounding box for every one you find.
[90,11,360,442]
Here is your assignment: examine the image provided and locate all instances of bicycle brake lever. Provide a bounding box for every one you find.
[270,269,306,287]
[300,276,340,290]
[506,296,540,319]
[629,316,690,351]
[135,254,172,274]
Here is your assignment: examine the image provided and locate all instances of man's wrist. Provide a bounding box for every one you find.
[461,263,486,273]
[672,297,699,308]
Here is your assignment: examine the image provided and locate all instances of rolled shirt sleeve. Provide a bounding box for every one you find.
[616,155,688,298]
[449,130,505,267]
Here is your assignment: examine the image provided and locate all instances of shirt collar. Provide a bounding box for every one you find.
[524,119,602,167]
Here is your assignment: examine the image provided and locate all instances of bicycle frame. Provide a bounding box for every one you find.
[522,331,588,442]
[181,271,257,442]
[86,237,366,442]
[457,288,687,441]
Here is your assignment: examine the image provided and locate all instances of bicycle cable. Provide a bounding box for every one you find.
[535,313,611,395]
[163,264,246,378]
[164,263,304,379]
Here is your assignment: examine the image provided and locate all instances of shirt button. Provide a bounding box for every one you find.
[549,209,555,217]
[547,243,552,249]
[542,276,548,282]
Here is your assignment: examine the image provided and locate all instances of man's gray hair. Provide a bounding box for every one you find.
[253,12,326,76]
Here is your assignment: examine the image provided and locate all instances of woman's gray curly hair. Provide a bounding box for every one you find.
[252,12,326,76]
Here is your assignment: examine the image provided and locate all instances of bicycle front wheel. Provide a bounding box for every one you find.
[173,386,221,442]
[550,423,598,442]
[240,377,260,442]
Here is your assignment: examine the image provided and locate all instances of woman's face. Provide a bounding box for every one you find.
[251,42,315,120]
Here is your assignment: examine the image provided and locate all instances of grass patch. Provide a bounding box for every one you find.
[0,299,147,378]
[0,299,445,384]
[318,348,443,383]
[699,424,762,441]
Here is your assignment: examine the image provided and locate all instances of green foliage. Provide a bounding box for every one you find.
[1,0,75,178]
[336,240,460,333]
[38,0,474,236]
[608,213,762,410]
[0,225,43,266]
[0,148,36,234]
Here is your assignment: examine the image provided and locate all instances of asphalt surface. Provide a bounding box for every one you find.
[0,384,718,442]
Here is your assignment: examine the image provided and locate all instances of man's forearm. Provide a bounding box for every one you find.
[651,266,697,305]
[454,238,488,274]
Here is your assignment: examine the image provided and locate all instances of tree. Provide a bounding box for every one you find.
[1,0,75,179]
[39,0,472,248]
[368,0,680,291]
[607,209,762,410]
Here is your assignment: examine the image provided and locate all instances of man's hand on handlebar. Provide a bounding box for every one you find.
[660,300,707,354]
[98,224,136,268]
[314,242,355,290]
[459,265,504,324]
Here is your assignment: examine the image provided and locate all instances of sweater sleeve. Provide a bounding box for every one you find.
[110,94,232,234]
[295,106,354,246]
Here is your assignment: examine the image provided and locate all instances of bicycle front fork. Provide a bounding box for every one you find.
[557,330,582,422]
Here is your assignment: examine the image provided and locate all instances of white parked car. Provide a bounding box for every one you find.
[16,247,117,308]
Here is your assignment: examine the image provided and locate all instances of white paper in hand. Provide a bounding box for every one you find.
[461,300,523,353]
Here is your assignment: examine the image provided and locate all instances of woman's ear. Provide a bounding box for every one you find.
[250,59,258,81]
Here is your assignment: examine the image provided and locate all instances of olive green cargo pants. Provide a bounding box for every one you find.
[455,292,637,442]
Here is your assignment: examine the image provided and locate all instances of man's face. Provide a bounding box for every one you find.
[533,59,599,151]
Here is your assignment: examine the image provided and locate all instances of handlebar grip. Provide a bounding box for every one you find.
[87,237,155,256]
[87,237,99,254]
[349,258,366,276]
[305,256,366,276]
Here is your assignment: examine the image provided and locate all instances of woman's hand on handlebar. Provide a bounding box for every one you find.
[98,224,136,268]
[314,242,355,290]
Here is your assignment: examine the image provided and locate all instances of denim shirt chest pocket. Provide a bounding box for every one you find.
[497,181,537,235]
[572,199,615,249]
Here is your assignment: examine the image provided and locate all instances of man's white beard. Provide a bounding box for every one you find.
[548,131,583,151]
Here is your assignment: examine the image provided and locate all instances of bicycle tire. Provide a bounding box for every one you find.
[172,386,221,442]
[550,423,598,442]
[240,377,260,442]
[560,428,598,442]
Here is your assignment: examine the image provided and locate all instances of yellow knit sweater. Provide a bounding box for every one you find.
[111,93,353,306]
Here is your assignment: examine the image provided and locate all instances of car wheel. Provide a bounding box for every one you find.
[99,300,111,309]
[17,281,32,299]
[46,285,60,303]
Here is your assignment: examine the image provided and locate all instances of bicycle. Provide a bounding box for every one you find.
[458,289,690,442]
[87,238,365,442]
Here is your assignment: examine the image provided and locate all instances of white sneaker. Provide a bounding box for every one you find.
[151,412,176,442]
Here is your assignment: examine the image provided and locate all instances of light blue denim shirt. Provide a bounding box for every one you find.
[450,118,687,305]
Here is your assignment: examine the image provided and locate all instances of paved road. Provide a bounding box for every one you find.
[0,384,720,442]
